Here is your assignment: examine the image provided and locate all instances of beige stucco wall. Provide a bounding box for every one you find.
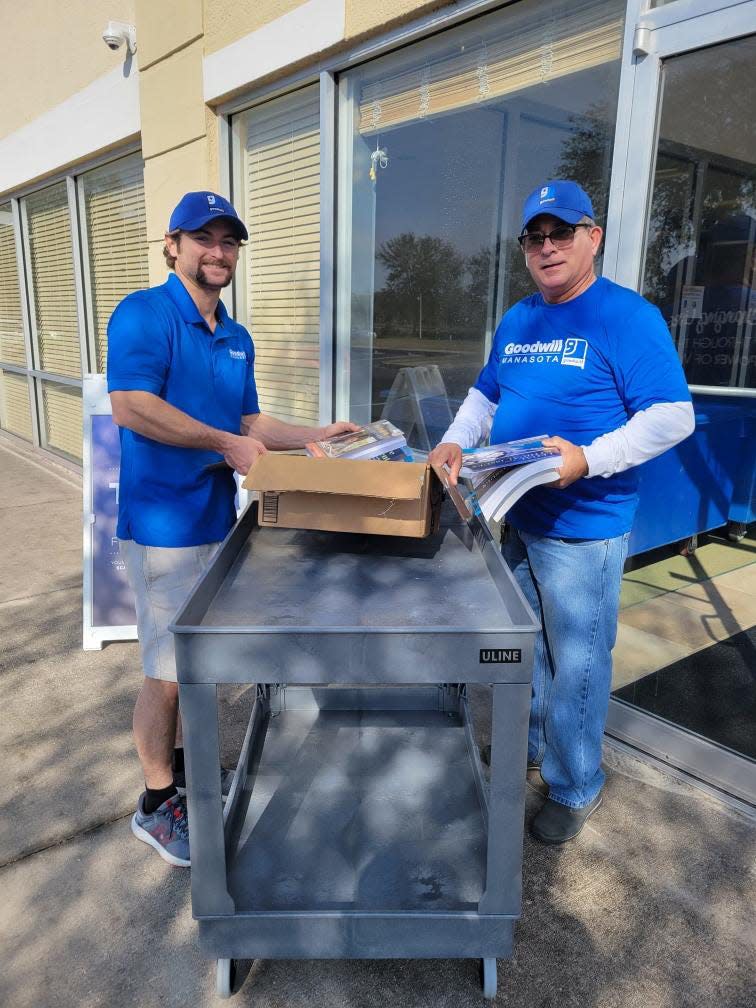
[344,0,448,40]
[140,39,206,158]
[0,0,137,138]
[204,0,309,56]
[137,0,203,69]
[135,0,213,283]
[203,0,446,60]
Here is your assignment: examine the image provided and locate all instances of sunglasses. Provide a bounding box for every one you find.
[517,222,592,253]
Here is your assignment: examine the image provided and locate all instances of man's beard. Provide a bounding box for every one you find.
[195,263,233,290]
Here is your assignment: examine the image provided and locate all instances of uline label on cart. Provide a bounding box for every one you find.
[479,648,522,663]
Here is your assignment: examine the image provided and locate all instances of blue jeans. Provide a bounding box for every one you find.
[501,527,630,808]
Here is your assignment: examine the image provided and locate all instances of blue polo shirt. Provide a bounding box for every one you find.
[474,277,691,539]
[106,273,260,547]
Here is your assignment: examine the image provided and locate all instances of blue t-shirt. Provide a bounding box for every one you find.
[107,273,260,547]
[474,277,691,539]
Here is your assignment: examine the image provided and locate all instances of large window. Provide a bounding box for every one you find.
[0,153,147,462]
[235,85,321,425]
[0,368,33,442]
[337,0,625,438]
[0,202,32,442]
[80,153,149,374]
[0,204,25,368]
[641,35,756,390]
[24,182,81,380]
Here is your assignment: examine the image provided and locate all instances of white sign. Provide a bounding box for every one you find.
[681,285,705,320]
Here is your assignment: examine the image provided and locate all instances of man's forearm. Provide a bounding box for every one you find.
[241,412,326,450]
[110,391,235,454]
[582,401,695,478]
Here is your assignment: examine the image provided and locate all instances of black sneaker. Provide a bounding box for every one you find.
[530,793,603,845]
[173,767,235,803]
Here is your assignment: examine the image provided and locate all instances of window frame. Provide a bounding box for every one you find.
[0,141,144,461]
[606,0,756,397]
[229,73,337,426]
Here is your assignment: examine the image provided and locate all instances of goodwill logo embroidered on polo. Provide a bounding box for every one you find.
[500,338,588,369]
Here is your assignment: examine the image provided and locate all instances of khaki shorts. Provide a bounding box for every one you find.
[119,539,220,682]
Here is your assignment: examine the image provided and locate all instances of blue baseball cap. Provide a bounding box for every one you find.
[521,181,594,232]
[168,191,248,241]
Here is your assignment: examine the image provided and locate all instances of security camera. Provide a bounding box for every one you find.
[102,21,136,54]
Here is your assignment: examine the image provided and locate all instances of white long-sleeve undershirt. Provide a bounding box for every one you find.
[440,387,695,478]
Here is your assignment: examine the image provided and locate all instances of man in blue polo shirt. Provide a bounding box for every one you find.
[107,191,356,866]
[430,180,694,845]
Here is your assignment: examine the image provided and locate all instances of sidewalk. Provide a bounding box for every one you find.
[1,437,754,1008]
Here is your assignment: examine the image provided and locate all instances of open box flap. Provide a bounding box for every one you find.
[243,454,428,501]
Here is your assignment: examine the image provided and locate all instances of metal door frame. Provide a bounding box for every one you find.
[605,0,756,806]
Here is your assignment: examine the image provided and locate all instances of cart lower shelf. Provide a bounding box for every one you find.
[196,687,518,1001]
[228,705,486,913]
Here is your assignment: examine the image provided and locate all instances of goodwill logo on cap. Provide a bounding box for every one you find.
[168,191,249,241]
[521,180,595,232]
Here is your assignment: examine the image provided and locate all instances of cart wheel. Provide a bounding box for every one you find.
[480,958,497,999]
[216,958,236,999]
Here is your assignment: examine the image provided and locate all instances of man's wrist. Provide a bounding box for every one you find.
[213,429,237,456]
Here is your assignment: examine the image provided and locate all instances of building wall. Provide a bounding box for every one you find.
[0,0,449,278]
[203,0,446,56]
[0,1,140,199]
[0,0,137,138]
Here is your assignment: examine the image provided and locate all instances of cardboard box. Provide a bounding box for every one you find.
[243,455,442,537]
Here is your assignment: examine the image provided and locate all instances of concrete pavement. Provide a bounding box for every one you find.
[1,436,754,1008]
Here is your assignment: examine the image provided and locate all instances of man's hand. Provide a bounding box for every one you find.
[320,421,361,439]
[428,442,464,486]
[222,434,267,475]
[542,436,588,488]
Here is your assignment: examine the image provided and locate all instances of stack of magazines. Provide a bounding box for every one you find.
[459,437,562,522]
[306,420,413,462]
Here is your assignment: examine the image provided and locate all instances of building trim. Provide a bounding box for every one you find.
[0,66,141,198]
[203,0,346,104]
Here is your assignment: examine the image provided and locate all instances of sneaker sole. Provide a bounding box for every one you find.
[131,814,191,867]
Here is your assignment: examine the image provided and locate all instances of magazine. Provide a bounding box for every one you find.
[372,446,415,462]
[458,436,560,478]
[459,437,562,523]
[306,420,407,461]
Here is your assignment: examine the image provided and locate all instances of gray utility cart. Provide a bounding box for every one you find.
[171,493,539,1000]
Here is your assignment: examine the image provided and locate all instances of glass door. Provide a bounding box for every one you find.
[606,3,756,806]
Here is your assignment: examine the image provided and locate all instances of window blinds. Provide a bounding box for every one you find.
[81,153,149,373]
[243,85,320,424]
[25,182,80,379]
[41,381,82,460]
[0,369,33,442]
[0,205,26,367]
[358,0,623,134]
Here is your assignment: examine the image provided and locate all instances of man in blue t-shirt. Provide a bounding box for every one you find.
[430,180,694,845]
[107,191,356,867]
